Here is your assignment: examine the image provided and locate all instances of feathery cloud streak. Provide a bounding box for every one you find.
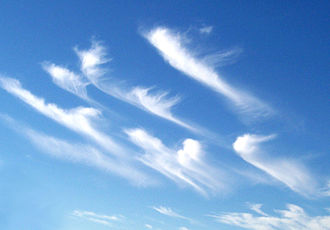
[233,134,316,196]
[27,129,151,185]
[126,128,227,196]
[42,63,89,99]
[73,41,193,130]
[152,206,190,221]
[144,27,273,118]
[0,114,152,185]
[248,203,268,216]
[321,181,330,197]
[210,204,330,230]
[0,76,124,156]
[72,210,122,227]
[43,41,193,130]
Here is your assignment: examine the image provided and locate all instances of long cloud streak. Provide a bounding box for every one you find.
[0,76,124,156]
[73,41,195,131]
[152,206,191,222]
[42,63,89,99]
[0,114,153,186]
[27,129,150,185]
[126,128,228,196]
[210,204,330,230]
[43,42,194,131]
[72,210,122,227]
[233,133,316,196]
[144,27,273,118]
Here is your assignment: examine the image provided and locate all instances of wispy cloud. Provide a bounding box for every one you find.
[41,62,115,115]
[126,128,228,196]
[199,25,213,34]
[153,206,190,221]
[74,40,110,82]
[144,27,273,119]
[42,63,89,99]
[0,76,124,156]
[233,133,316,196]
[27,129,151,185]
[210,204,330,230]
[123,87,194,130]
[72,210,122,227]
[0,114,153,185]
[321,180,330,197]
[43,41,194,131]
[74,41,195,131]
[202,47,242,68]
[247,203,268,216]
[179,227,189,230]
[145,224,153,229]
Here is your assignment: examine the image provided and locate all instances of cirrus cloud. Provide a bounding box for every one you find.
[144,27,273,119]
[210,204,330,230]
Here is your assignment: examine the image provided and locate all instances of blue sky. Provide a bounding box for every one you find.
[0,1,329,230]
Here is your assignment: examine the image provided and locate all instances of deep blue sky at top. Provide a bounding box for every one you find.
[1,0,328,136]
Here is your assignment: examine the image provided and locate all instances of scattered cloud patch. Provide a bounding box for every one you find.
[199,25,213,34]
[179,227,189,230]
[177,138,202,166]
[233,134,316,196]
[145,224,153,229]
[210,204,330,230]
[320,180,330,197]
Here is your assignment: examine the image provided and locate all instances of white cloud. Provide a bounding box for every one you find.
[73,210,120,221]
[72,210,122,227]
[210,204,330,230]
[74,40,110,82]
[248,203,268,216]
[202,47,242,68]
[26,129,151,185]
[0,76,124,156]
[42,63,89,99]
[321,180,330,197]
[144,27,273,118]
[233,134,316,196]
[199,26,213,34]
[124,86,194,130]
[145,224,153,229]
[46,41,193,131]
[153,206,189,220]
[179,227,189,230]
[0,113,153,185]
[126,128,227,196]
[177,138,202,166]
